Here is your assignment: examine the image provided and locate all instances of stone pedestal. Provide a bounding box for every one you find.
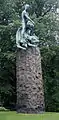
[16,47,45,113]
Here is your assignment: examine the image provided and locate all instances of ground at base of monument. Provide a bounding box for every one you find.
[0,112,59,120]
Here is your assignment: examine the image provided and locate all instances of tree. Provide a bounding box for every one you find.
[41,46,59,111]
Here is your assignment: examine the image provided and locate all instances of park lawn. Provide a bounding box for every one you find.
[0,112,59,120]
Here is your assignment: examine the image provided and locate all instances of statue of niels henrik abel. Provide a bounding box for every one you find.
[16,4,39,50]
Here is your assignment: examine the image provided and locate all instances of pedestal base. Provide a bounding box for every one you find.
[16,47,45,113]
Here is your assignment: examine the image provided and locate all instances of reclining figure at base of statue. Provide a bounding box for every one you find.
[16,4,39,50]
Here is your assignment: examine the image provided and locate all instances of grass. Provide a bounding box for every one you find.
[0,112,59,120]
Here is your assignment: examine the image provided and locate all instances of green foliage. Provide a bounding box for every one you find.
[41,46,59,112]
[0,25,16,108]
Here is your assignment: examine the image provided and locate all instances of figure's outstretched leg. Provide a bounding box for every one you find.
[17,44,26,50]
[20,25,28,49]
[21,23,26,37]
[21,28,24,38]
[28,42,37,47]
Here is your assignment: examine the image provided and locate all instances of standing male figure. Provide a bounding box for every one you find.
[21,4,34,37]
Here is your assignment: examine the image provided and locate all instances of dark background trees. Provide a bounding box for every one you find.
[0,0,59,111]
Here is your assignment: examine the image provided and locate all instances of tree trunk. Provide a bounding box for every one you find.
[16,47,45,113]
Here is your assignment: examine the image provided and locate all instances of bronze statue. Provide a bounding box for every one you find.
[16,4,39,50]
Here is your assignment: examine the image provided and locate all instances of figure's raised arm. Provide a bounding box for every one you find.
[25,12,34,25]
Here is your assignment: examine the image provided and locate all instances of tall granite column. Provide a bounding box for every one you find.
[16,47,45,113]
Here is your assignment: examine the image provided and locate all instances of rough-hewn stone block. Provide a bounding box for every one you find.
[16,47,45,113]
